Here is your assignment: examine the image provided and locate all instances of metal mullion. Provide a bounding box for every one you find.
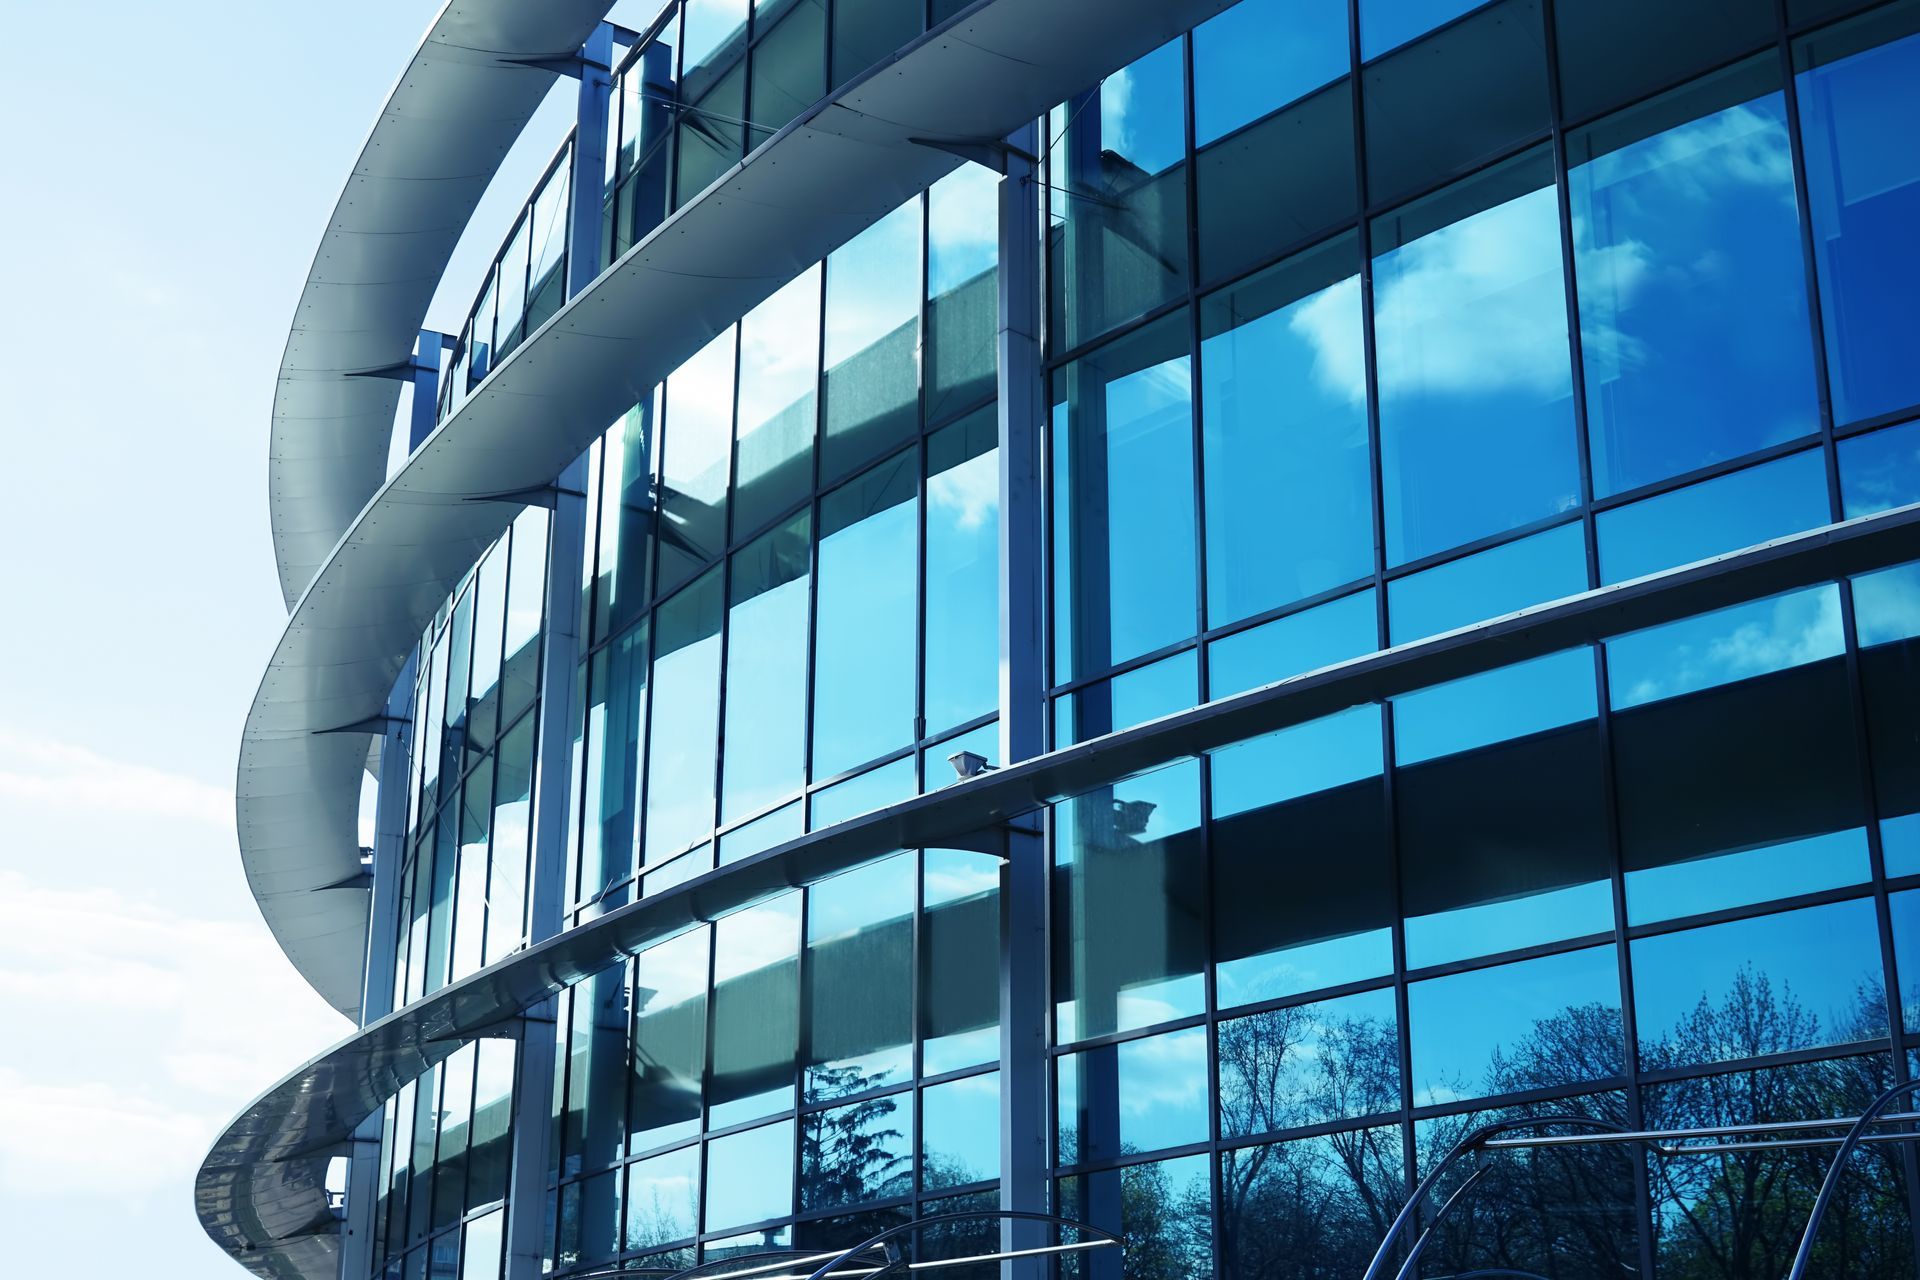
[1634,1037,1895,1088]
[1405,1074,1633,1126]
[794,880,813,1213]
[912,850,926,1196]
[1620,882,1880,943]
[1834,405,1920,442]
[710,325,746,855]
[1217,1107,1410,1156]
[1045,637,1199,701]
[916,189,933,754]
[1584,434,1826,515]
[801,255,831,823]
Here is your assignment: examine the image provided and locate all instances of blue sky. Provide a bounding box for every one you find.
[0,3,581,1273]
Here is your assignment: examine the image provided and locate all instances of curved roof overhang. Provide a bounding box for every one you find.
[268,0,612,611]
[240,0,1239,1022]
[204,501,1920,1279]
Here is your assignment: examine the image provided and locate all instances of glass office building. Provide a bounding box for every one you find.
[204,2,1920,1280]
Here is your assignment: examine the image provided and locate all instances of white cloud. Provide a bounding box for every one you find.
[0,726,229,828]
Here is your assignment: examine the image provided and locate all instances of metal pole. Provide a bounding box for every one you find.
[408,332,448,453]
[503,26,611,1277]
[997,120,1050,1280]
[339,653,418,1280]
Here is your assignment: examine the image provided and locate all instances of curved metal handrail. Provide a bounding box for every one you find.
[1394,1163,1495,1280]
[1786,1077,1920,1280]
[799,1209,1123,1280]
[563,1245,892,1280]
[1360,1115,1629,1280]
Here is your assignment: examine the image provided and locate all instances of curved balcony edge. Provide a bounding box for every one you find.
[236,0,1239,1023]
[204,500,1920,1280]
[267,0,613,611]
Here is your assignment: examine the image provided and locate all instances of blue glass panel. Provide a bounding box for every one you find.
[922,847,1001,1074]
[625,1146,699,1251]
[1596,450,1830,585]
[718,801,803,866]
[925,410,999,735]
[1193,0,1349,145]
[1054,760,1206,1041]
[1797,17,1920,426]
[822,199,921,481]
[1056,650,1198,747]
[1388,522,1586,645]
[721,515,810,823]
[1571,72,1816,496]
[1890,889,1920,1032]
[1207,590,1378,700]
[1211,708,1393,1005]
[1605,585,1843,709]
[1407,946,1623,1106]
[1058,1026,1209,1164]
[1200,236,1372,626]
[1840,418,1920,517]
[1626,829,1871,926]
[926,165,999,423]
[1854,559,1920,877]
[710,895,800,1127]
[1633,900,1888,1070]
[922,1072,1000,1190]
[1393,648,1597,766]
[805,853,914,1099]
[644,571,723,861]
[812,453,918,777]
[924,721,998,792]
[1217,989,1402,1137]
[1052,314,1197,679]
[1374,157,1580,564]
[704,1120,794,1231]
[1361,0,1484,59]
[1856,562,1920,644]
[734,267,819,537]
[810,756,916,829]
[657,329,736,590]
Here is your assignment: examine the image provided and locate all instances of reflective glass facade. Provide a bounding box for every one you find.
[236,2,1920,1280]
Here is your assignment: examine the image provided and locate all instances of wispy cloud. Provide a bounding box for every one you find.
[0,726,229,827]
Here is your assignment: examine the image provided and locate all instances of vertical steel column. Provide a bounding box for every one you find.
[408,332,449,453]
[340,652,418,1280]
[997,122,1050,1280]
[503,29,612,1279]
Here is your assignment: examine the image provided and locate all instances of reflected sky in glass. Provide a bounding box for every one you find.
[922,1072,999,1190]
[1059,1025,1209,1163]
[1375,174,1579,564]
[1208,589,1378,700]
[1841,419,1920,519]
[812,455,917,777]
[1408,945,1622,1106]
[1605,584,1843,709]
[1193,0,1349,145]
[645,571,723,860]
[1572,84,1815,496]
[1389,522,1586,645]
[1596,449,1829,585]
[925,421,999,735]
[721,517,809,823]
[1393,648,1597,765]
[1361,0,1485,59]
[704,1120,793,1231]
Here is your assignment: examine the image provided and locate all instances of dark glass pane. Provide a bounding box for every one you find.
[1387,521,1585,645]
[1196,80,1356,285]
[733,266,818,538]
[1200,234,1371,626]
[1217,990,1401,1139]
[709,893,800,1126]
[1407,945,1624,1105]
[721,514,810,821]
[1207,589,1378,699]
[925,409,1000,734]
[1195,0,1349,145]
[830,0,920,88]
[1049,40,1190,350]
[1210,708,1392,1005]
[467,1040,516,1209]
[579,626,645,909]
[923,847,1001,1074]
[1363,0,1552,206]
[811,756,915,827]
[630,924,708,1153]
[1412,1093,1638,1280]
[1572,70,1814,495]
[1606,586,1867,922]
[1059,1026,1209,1165]
[578,1167,624,1266]
[1796,10,1920,426]
[430,1045,474,1231]
[1597,449,1830,585]
[1052,314,1196,680]
[1555,0,1774,122]
[822,198,921,482]
[1633,900,1888,1071]
[749,0,826,135]
[1057,1155,1213,1280]
[923,1072,1000,1190]
[806,853,914,1101]
[1218,1126,1404,1280]
[603,398,657,639]
[563,961,629,1176]
[704,1119,794,1231]
[657,330,736,590]
[1855,560,1920,873]
[1054,760,1206,1041]
[1374,151,1579,564]
[1645,1058,1913,1280]
[625,1145,699,1251]
[1360,0,1482,58]
[812,453,918,776]
[1395,650,1611,967]
[799,1091,913,1210]
[644,570,724,862]
[926,165,999,424]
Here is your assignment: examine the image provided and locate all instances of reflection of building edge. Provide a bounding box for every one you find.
[209,3,1920,1280]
